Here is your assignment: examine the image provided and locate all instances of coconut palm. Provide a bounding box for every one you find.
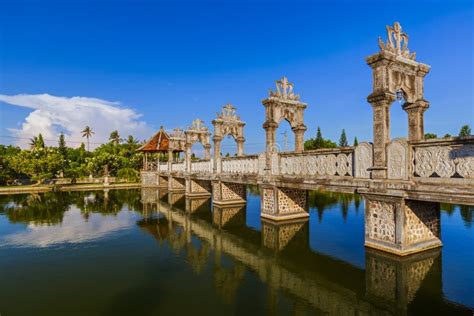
[109,130,121,145]
[81,126,94,151]
[29,134,45,150]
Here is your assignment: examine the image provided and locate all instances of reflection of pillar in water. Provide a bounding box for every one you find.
[185,197,210,213]
[365,247,441,312]
[261,218,309,251]
[212,204,246,229]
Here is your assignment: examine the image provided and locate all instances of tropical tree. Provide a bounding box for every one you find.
[459,125,472,137]
[81,126,94,151]
[29,134,45,150]
[338,129,348,147]
[109,130,121,145]
[424,133,437,139]
[353,137,359,146]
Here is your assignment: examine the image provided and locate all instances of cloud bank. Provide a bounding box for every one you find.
[0,93,154,148]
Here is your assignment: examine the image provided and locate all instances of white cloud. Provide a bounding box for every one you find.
[0,93,154,148]
[0,207,137,248]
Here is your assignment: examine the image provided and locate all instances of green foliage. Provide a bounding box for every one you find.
[424,133,438,139]
[338,129,348,147]
[459,125,471,137]
[117,167,139,182]
[353,137,358,146]
[443,133,452,138]
[304,127,337,150]
[29,133,45,150]
[109,130,121,145]
[9,148,63,183]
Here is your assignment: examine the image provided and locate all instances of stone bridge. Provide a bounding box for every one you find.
[139,189,469,315]
[141,22,473,256]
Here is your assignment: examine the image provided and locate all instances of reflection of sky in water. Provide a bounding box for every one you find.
[0,207,138,248]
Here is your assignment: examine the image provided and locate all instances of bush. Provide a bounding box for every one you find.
[117,168,139,182]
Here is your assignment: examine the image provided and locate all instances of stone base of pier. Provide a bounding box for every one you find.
[185,178,212,198]
[140,171,159,187]
[212,181,246,205]
[168,176,185,192]
[212,204,246,228]
[363,193,442,256]
[158,175,169,189]
[185,197,210,213]
[260,185,309,221]
[262,217,309,251]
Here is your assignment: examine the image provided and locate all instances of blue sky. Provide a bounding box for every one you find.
[0,0,472,152]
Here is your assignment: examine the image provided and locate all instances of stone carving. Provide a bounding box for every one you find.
[185,119,212,163]
[141,172,158,186]
[354,142,373,178]
[413,144,473,178]
[171,162,185,172]
[213,181,246,204]
[169,127,186,151]
[387,139,408,180]
[378,22,416,60]
[280,152,352,177]
[365,200,396,243]
[262,188,275,215]
[191,160,213,173]
[221,157,259,175]
[213,104,246,157]
[159,163,169,172]
[269,76,300,101]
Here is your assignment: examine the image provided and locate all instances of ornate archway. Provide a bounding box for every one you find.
[212,104,246,160]
[367,22,430,179]
[262,76,307,154]
[184,119,212,172]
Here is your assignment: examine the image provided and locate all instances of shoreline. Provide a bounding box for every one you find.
[0,183,141,195]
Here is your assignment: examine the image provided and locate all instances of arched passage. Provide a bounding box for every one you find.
[212,104,245,160]
[184,119,211,172]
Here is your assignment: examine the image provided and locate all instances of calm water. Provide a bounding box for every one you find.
[0,188,472,316]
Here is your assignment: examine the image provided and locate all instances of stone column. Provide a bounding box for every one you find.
[167,149,173,173]
[185,144,192,173]
[236,137,245,156]
[293,125,307,153]
[260,185,309,221]
[204,144,211,160]
[403,100,429,141]
[363,193,441,256]
[368,94,394,179]
[212,181,246,205]
[263,121,277,171]
[213,136,222,172]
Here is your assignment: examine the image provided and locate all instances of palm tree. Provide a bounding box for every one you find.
[109,130,121,145]
[81,126,94,151]
[29,134,45,150]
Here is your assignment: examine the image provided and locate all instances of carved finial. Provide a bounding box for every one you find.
[378,22,416,60]
[269,76,300,101]
[189,119,208,131]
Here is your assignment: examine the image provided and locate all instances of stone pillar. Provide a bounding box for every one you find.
[167,149,173,173]
[212,181,246,205]
[365,247,441,311]
[363,193,441,256]
[261,218,309,251]
[185,197,210,213]
[403,100,429,141]
[213,136,222,172]
[368,94,394,179]
[185,144,192,173]
[204,144,211,161]
[292,125,307,153]
[260,185,309,221]
[263,121,277,170]
[185,177,211,198]
[236,137,245,156]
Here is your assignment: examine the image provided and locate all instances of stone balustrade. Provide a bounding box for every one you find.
[221,155,259,175]
[411,137,474,179]
[191,159,213,173]
[171,162,185,172]
[279,148,354,177]
[144,161,158,171]
[159,163,168,172]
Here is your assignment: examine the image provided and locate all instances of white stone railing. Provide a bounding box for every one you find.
[221,155,259,175]
[144,161,158,171]
[191,159,213,173]
[412,137,474,179]
[159,162,169,172]
[279,148,354,177]
[171,162,185,172]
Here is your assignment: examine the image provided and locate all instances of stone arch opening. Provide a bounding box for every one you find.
[262,76,307,155]
[184,119,211,171]
[212,104,245,159]
[367,22,430,179]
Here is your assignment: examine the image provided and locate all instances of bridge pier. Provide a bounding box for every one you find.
[262,218,309,251]
[185,197,210,213]
[363,193,441,256]
[260,185,309,221]
[168,176,185,192]
[185,178,212,198]
[158,175,168,188]
[140,171,159,187]
[212,204,246,228]
[167,192,185,206]
[212,181,246,205]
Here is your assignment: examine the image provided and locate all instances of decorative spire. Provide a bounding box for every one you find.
[378,22,416,60]
[189,119,208,131]
[216,103,241,121]
[269,76,300,101]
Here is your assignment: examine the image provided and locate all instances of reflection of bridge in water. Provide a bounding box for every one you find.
[139,189,470,315]
[140,22,473,257]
